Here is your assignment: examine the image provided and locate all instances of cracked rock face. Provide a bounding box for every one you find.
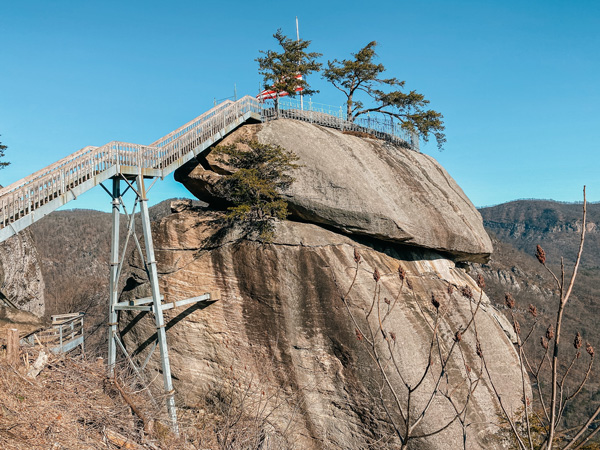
[121,209,522,449]
[0,229,45,317]
[175,120,493,263]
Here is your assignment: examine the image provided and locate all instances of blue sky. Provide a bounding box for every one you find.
[1,0,598,210]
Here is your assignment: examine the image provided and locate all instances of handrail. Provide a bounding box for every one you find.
[261,97,418,150]
[28,312,85,354]
[0,96,261,239]
[0,145,99,197]
[150,100,235,148]
[0,94,413,241]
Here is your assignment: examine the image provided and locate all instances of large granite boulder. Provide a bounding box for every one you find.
[175,120,493,263]
[120,208,522,449]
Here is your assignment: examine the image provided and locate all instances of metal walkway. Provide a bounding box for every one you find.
[0,95,415,243]
[0,96,262,433]
[0,96,262,243]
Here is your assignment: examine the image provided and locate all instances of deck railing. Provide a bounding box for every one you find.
[261,97,418,151]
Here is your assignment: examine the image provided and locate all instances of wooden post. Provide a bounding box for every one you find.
[6,328,19,366]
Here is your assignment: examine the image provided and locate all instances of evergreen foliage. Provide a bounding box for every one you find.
[0,136,9,169]
[255,29,322,108]
[323,41,446,149]
[213,140,299,240]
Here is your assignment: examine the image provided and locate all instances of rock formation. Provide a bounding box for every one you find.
[0,229,45,317]
[121,209,522,449]
[119,120,523,449]
[0,305,47,339]
[175,120,493,263]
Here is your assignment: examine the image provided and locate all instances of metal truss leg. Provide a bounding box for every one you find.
[107,178,120,376]
[137,174,179,434]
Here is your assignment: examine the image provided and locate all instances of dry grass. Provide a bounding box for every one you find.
[0,348,158,449]
[0,347,297,450]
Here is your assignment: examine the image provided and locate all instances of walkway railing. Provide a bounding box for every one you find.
[27,312,85,354]
[0,96,261,242]
[261,97,418,151]
[0,94,418,242]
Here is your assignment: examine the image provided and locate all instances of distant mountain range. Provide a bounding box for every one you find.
[480,200,600,268]
[472,200,600,427]
[476,200,600,323]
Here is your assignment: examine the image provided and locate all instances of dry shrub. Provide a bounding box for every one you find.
[0,347,181,450]
[174,352,303,450]
[0,344,300,450]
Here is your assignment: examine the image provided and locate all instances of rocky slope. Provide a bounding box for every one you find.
[121,207,522,449]
[175,120,493,263]
[0,305,47,339]
[0,228,45,317]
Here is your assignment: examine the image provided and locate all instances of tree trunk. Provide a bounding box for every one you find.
[347,98,353,123]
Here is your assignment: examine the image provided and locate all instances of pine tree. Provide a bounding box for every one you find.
[256,29,322,111]
[213,140,299,240]
[0,136,9,169]
[323,41,446,149]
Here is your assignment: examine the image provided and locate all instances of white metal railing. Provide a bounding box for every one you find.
[26,312,85,354]
[260,97,418,151]
[0,94,416,238]
[0,96,261,234]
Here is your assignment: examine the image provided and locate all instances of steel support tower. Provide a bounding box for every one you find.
[104,173,213,433]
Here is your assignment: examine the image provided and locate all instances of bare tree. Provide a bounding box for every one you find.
[335,249,487,449]
[482,186,600,450]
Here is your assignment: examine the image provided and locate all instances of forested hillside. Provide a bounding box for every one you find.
[28,199,199,351]
[474,200,600,427]
[480,200,600,267]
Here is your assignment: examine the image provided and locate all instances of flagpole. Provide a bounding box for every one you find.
[296,16,303,111]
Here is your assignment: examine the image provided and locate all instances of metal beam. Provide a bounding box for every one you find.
[128,296,163,306]
[113,293,213,312]
[162,293,212,311]
[137,173,179,434]
[114,304,153,312]
[107,178,120,377]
